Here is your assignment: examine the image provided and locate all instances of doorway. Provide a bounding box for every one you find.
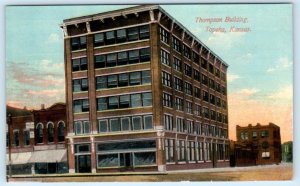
[75,155,91,173]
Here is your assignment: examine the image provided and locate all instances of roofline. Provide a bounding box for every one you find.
[61,4,228,67]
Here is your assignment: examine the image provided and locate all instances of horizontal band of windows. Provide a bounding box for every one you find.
[98,115,153,134]
[96,70,151,90]
[94,39,149,50]
[97,92,152,111]
[94,47,151,69]
[97,106,152,113]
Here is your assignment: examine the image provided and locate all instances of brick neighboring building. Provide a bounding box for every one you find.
[6,103,68,175]
[234,123,282,166]
[61,5,229,173]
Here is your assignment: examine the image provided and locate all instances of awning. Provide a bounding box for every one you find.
[28,149,67,163]
[6,152,32,165]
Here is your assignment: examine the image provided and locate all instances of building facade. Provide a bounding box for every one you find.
[236,123,282,165]
[6,103,68,175]
[62,5,229,173]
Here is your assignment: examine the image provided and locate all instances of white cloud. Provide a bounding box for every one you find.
[268,84,292,100]
[267,57,292,73]
[47,33,60,43]
[227,73,241,83]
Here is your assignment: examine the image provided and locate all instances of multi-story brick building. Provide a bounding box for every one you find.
[6,103,68,175]
[61,5,229,173]
[236,123,282,165]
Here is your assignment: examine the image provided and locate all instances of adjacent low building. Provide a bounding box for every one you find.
[282,141,292,163]
[6,103,68,175]
[61,5,229,173]
[233,123,282,166]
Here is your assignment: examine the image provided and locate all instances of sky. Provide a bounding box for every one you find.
[5,4,293,142]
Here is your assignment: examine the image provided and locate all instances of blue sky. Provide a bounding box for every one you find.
[5,4,293,142]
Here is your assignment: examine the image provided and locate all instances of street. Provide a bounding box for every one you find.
[8,163,292,182]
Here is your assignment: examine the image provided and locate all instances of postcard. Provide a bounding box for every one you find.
[5,4,293,182]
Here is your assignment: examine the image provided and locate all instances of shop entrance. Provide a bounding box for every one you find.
[75,155,91,173]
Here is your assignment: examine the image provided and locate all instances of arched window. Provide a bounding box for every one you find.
[36,123,44,144]
[47,122,54,143]
[58,122,65,142]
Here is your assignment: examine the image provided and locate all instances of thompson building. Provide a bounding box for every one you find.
[61,5,229,173]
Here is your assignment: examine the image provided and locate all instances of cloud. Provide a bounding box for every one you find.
[47,33,60,43]
[267,57,292,73]
[206,31,246,49]
[7,100,24,108]
[26,89,64,97]
[227,73,241,83]
[237,88,260,96]
[268,84,292,100]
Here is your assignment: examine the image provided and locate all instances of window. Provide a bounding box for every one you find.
[209,63,214,74]
[177,140,186,161]
[94,33,105,47]
[202,74,208,85]
[128,27,139,41]
[142,92,152,106]
[74,121,90,135]
[216,83,221,92]
[184,82,192,95]
[58,122,65,142]
[215,68,220,78]
[183,44,191,59]
[164,115,173,131]
[192,51,199,64]
[117,52,128,66]
[174,77,183,92]
[252,131,257,139]
[107,75,118,88]
[108,96,118,109]
[130,72,141,85]
[94,55,106,69]
[105,31,115,45]
[197,142,204,161]
[194,69,200,82]
[142,70,151,84]
[121,117,130,131]
[184,64,192,77]
[73,78,88,92]
[97,97,107,111]
[210,110,216,121]
[210,94,215,105]
[216,97,221,107]
[73,99,89,113]
[194,87,201,99]
[131,94,142,107]
[107,53,117,67]
[203,107,209,118]
[203,91,209,102]
[186,120,194,134]
[128,50,139,64]
[162,71,172,87]
[116,29,126,43]
[186,101,192,114]
[173,57,182,71]
[209,78,215,89]
[175,97,184,111]
[195,104,201,116]
[160,27,169,44]
[36,123,43,144]
[98,120,108,133]
[119,95,130,108]
[217,112,222,122]
[98,154,119,167]
[118,73,129,87]
[140,48,151,62]
[163,93,172,108]
[24,130,30,146]
[176,117,184,132]
[139,25,150,39]
[261,130,269,138]
[221,86,227,95]
[47,123,54,143]
[201,58,207,69]
[110,118,120,132]
[72,57,87,71]
[132,116,142,130]
[165,139,174,162]
[172,36,181,52]
[161,49,170,66]
[71,36,87,51]
[13,130,19,147]
[144,115,153,129]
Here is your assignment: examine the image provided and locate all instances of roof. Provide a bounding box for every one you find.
[61,5,228,67]
[6,105,32,117]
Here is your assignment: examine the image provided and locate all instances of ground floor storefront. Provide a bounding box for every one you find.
[67,132,230,173]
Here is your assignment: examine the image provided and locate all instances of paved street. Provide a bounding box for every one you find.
[8,163,292,182]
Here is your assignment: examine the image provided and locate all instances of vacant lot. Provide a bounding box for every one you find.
[8,163,292,182]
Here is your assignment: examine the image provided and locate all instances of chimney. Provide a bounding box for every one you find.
[41,104,45,110]
[23,106,27,110]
